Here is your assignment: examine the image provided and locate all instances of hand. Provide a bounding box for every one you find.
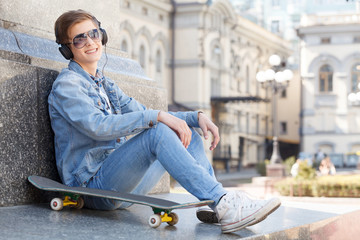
[198,112,220,150]
[157,111,192,148]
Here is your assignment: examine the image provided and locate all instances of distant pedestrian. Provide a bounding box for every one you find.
[290,159,302,177]
[319,157,336,176]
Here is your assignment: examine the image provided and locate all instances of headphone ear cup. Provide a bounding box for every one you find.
[59,44,73,60]
[100,28,108,45]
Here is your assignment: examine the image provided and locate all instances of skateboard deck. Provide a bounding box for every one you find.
[28,175,214,228]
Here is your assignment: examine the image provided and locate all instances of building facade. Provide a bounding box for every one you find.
[230,0,360,166]
[298,13,360,167]
[116,0,293,167]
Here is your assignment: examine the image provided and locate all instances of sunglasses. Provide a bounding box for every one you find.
[68,28,102,49]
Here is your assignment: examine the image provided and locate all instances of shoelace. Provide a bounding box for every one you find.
[235,192,258,209]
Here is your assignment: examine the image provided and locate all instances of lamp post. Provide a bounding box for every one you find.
[348,83,360,105]
[256,54,293,164]
[348,84,360,170]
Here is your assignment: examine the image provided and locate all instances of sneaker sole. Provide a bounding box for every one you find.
[222,198,281,234]
[196,209,219,224]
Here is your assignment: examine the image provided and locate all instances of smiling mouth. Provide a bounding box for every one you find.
[86,48,98,54]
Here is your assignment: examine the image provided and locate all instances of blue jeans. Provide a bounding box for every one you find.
[84,123,226,210]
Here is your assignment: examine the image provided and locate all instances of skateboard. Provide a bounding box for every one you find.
[28,175,214,228]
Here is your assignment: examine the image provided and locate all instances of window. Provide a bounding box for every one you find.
[237,111,242,132]
[139,45,146,68]
[123,0,130,8]
[280,121,287,135]
[246,65,250,93]
[121,40,128,53]
[354,36,360,43]
[212,46,221,64]
[237,64,241,92]
[319,64,333,92]
[156,50,162,73]
[271,20,280,33]
[246,113,250,134]
[142,7,148,16]
[321,37,331,44]
[272,0,280,7]
[210,45,222,96]
[351,63,360,92]
[318,144,333,154]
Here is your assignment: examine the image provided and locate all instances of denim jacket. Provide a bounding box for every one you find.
[48,60,200,187]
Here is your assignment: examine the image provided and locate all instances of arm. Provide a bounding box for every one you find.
[158,111,220,150]
[168,111,200,127]
[49,76,159,141]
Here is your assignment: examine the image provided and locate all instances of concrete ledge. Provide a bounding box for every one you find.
[0,27,150,80]
[1,192,359,239]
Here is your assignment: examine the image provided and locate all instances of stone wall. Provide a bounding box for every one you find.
[0,27,169,206]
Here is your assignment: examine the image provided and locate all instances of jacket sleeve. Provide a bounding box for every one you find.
[49,75,159,141]
[112,80,149,114]
[168,111,201,128]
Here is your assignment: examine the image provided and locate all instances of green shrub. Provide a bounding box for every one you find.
[256,160,269,176]
[274,174,360,197]
[296,161,316,180]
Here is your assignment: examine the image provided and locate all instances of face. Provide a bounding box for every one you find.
[68,19,103,71]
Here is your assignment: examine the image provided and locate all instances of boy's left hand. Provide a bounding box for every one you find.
[198,112,220,151]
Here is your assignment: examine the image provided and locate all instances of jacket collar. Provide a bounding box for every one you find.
[67,60,114,90]
[68,60,103,87]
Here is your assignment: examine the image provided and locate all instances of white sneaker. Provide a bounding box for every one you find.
[215,191,281,233]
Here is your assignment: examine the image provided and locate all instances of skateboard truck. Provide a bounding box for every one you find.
[50,193,85,211]
[148,208,179,228]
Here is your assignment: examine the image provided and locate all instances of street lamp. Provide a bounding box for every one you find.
[256,54,293,164]
[348,83,360,104]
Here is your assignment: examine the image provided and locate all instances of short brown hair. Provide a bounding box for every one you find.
[54,9,98,44]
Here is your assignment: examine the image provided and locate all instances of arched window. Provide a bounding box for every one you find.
[319,64,333,92]
[156,49,162,73]
[121,40,128,53]
[210,45,221,96]
[212,45,221,65]
[351,63,360,92]
[246,65,250,93]
[139,45,145,68]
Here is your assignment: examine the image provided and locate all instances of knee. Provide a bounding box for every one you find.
[155,122,178,138]
[150,122,180,148]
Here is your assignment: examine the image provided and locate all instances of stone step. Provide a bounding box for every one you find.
[1,193,359,239]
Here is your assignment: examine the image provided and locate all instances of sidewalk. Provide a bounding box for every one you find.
[1,167,360,239]
[214,167,360,215]
[173,167,360,215]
